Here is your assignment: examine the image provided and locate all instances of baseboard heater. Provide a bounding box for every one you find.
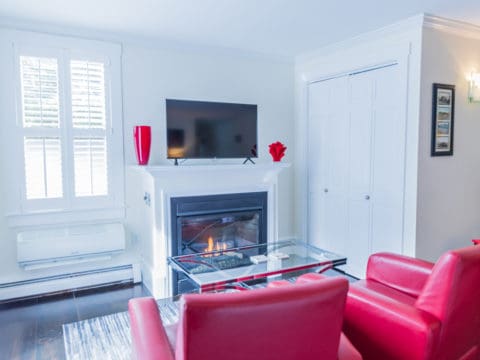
[17,223,126,270]
[0,264,141,302]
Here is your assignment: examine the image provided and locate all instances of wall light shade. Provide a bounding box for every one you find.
[468,72,480,103]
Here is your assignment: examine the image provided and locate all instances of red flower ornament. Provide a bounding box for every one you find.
[269,141,287,162]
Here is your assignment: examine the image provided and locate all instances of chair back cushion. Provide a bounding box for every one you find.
[175,276,349,360]
[415,245,480,359]
[367,252,433,298]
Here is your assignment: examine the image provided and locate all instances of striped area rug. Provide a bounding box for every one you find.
[62,299,179,360]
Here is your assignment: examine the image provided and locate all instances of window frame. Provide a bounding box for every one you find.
[6,31,125,227]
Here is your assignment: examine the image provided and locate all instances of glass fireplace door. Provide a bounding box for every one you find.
[179,210,260,255]
[170,191,267,295]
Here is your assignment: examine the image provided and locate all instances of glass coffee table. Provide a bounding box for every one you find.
[168,239,347,293]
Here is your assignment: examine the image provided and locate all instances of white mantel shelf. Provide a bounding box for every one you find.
[129,162,290,176]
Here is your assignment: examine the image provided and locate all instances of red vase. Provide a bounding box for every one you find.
[133,126,151,165]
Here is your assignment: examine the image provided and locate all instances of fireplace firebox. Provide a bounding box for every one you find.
[170,192,267,294]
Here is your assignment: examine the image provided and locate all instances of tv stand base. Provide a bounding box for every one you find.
[243,157,255,165]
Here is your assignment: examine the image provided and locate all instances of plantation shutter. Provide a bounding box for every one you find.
[70,60,108,197]
[20,56,63,199]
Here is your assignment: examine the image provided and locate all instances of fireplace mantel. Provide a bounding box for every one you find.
[131,162,289,176]
[127,162,290,298]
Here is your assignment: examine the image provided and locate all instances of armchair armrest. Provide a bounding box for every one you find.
[128,297,175,360]
[367,252,434,298]
[345,286,441,359]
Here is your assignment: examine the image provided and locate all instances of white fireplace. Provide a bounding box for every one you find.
[127,163,289,298]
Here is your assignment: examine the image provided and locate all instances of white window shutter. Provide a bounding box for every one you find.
[20,56,63,200]
[23,137,63,199]
[70,60,106,129]
[73,137,108,196]
[70,60,109,197]
[20,56,60,128]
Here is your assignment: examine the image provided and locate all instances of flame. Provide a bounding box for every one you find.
[206,236,214,252]
[204,236,227,256]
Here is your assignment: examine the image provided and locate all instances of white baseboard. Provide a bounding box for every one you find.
[0,264,141,301]
[140,260,168,299]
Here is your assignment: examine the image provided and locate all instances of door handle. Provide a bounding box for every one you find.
[365,195,370,200]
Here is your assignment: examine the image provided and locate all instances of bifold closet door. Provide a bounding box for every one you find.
[307,64,406,278]
[368,65,405,256]
[346,71,375,276]
[346,64,406,276]
[307,76,349,257]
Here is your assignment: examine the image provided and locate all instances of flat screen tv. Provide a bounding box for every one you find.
[166,99,258,161]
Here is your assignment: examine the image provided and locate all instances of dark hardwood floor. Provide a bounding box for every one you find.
[0,282,151,360]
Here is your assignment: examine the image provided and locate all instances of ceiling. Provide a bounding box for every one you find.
[1,0,480,58]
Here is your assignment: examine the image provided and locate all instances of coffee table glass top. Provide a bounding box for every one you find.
[168,239,346,290]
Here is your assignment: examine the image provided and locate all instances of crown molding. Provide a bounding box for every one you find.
[423,14,480,40]
[296,14,424,64]
[0,15,293,64]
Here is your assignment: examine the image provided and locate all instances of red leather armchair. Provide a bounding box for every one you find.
[129,276,362,360]
[343,246,480,360]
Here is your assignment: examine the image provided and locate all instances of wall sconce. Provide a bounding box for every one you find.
[468,72,480,103]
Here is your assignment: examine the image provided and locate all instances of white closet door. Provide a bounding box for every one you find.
[307,77,349,255]
[307,64,405,279]
[370,65,405,254]
[346,71,374,276]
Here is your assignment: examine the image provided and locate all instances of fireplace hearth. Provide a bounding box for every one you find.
[170,192,267,294]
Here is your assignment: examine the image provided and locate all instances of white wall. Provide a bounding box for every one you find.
[416,27,480,261]
[0,26,295,291]
[121,42,295,238]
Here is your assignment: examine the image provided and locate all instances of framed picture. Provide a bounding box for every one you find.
[431,83,455,156]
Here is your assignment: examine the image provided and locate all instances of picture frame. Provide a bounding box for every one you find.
[431,83,455,156]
